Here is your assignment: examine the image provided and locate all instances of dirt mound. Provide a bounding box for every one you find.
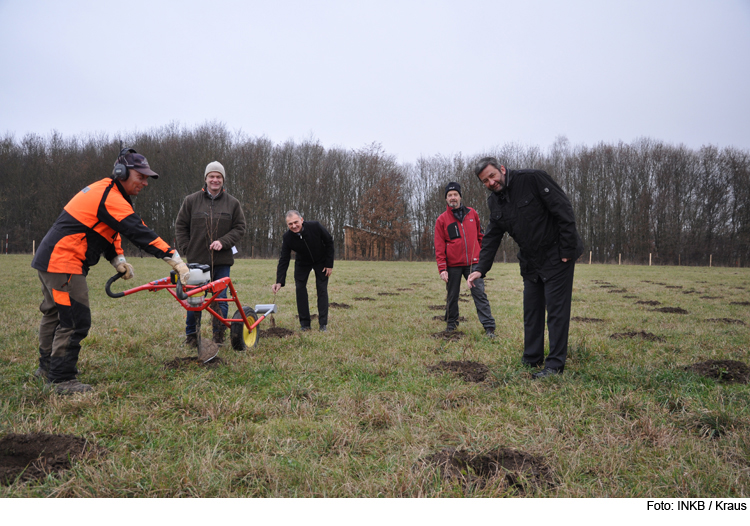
[428,304,446,310]
[164,356,224,369]
[686,360,749,384]
[420,447,554,493]
[459,298,469,303]
[396,288,413,291]
[636,300,661,306]
[682,290,699,294]
[665,285,683,289]
[0,433,103,485]
[353,297,375,301]
[700,296,723,299]
[329,302,351,309]
[623,295,637,298]
[730,301,750,306]
[610,331,665,342]
[260,327,295,338]
[431,330,464,342]
[571,317,605,322]
[432,316,467,322]
[428,360,489,382]
[607,289,627,293]
[378,292,399,296]
[652,307,689,314]
[599,284,617,288]
[705,318,746,325]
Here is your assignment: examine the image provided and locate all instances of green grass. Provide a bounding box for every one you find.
[1,255,749,497]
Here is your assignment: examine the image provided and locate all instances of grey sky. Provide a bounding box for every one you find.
[1,0,749,163]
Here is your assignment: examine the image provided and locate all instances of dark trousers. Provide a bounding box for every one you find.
[37,270,91,383]
[446,266,495,330]
[295,263,329,328]
[185,264,230,336]
[522,261,575,371]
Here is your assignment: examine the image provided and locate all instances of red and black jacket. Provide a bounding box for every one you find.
[434,205,483,273]
[32,178,175,275]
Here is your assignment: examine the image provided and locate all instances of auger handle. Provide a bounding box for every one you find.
[105,273,126,298]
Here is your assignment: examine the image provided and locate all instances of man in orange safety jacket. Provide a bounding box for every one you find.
[31,147,190,394]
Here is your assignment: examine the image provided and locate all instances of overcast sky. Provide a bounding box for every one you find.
[1,0,749,164]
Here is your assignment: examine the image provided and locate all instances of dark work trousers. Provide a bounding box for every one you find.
[522,261,576,371]
[294,263,329,328]
[37,270,91,383]
[446,266,495,330]
[185,264,230,336]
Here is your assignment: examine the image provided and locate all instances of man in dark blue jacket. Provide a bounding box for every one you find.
[467,157,584,379]
[272,210,335,331]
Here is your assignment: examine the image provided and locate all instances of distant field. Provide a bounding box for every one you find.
[1,255,749,497]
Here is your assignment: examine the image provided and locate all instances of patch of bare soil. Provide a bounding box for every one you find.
[260,327,295,338]
[607,289,627,293]
[571,317,605,322]
[686,360,749,384]
[682,290,699,294]
[732,286,746,290]
[428,304,446,310]
[427,360,490,382]
[353,297,375,301]
[378,292,399,296]
[164,356,224,369]
[593,280,611,284]
[706,318,746,325]
[640,280,653,283]
[420,447,554,493]
[623,295,637,298]
[599,284,617,288]
[730,301,750,306]
[396,288,413,291]
[432,315,467,322]
[0,433,104,485]
[431,330,464,342]
[459,298,469,303]
[652,307,689,314]
[610,331,665,342]
[700,296,723,299]
[665,285,683,289]
[636,300,661,306]
[329,302,351,309]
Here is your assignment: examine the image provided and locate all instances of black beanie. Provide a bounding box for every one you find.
[445,182,461,198]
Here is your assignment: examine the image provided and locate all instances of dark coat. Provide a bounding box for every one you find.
[275,221,335,287]
[476,169,584,281]
[175,186,246,267]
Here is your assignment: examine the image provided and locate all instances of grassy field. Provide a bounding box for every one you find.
[1,254,749,497]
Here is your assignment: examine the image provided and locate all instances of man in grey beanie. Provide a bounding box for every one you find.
[175,161,246,347]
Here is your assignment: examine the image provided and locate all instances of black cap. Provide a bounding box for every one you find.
[445,182,461,198]
[118,148,159,178]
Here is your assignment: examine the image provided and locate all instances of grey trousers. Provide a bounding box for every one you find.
[446,266,495,330]
[37,270,91,382]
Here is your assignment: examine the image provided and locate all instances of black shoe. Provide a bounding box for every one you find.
[485,329,496,339]
[319,325,327,332]
[446,325,457,332]
[531,367,563,380]
[300,326,311,332]
[33,367,49,380]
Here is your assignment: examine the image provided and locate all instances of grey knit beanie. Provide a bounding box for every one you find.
[204,161,226,181]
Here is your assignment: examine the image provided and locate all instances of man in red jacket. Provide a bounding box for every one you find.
[434,182,495,337]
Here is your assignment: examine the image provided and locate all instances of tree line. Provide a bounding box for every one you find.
[1,123,748,267]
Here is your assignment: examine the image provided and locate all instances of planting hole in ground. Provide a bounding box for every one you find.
[0,433,103,485]
[420,447,554,493]
[686,360,749,384]
[427,360,489,382]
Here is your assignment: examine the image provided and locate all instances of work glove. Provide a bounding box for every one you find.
[164,252,190,285]
[110,255,135,280]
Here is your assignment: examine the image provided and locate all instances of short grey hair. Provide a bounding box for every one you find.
[285,210,303,220]
[474,156,503,177]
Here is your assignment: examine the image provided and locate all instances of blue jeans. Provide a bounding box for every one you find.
[186,265,231,336]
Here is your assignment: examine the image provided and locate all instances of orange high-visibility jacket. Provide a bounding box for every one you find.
[32,178,175,275]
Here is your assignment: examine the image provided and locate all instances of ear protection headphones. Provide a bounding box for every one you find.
[112,147,138,181]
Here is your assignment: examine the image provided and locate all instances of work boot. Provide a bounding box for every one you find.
[300,326,311,332]
[53,379,93,395]
[319,325,327,332]
[485,328,496,339]
[184,333,198,348]
[33,367,49,381]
